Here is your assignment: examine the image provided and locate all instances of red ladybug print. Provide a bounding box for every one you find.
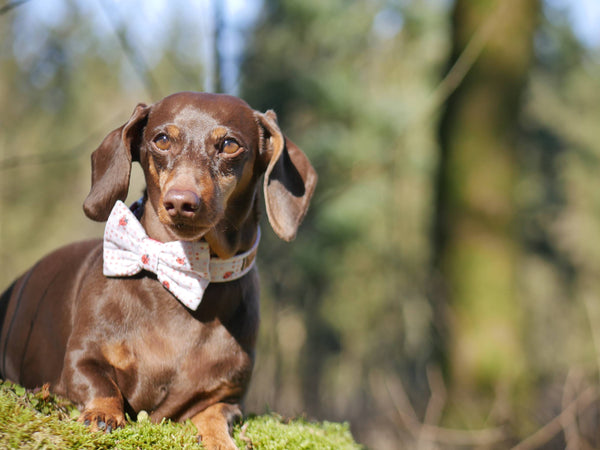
[119,217,128,227]
[176,257,186,265]
[162,280,170,289]
[141,254,150,265]
[223,272,233,279]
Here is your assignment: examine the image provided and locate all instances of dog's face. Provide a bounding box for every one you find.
[84,91,317,246]
[138,93,261,240]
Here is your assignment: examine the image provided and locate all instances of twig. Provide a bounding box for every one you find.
[0,111,127,171]
[511,386,598,450]
[370,370,507,447]
[368,370,419,440]
[561,370,582,450]
[239,422,254,449]
[0,0,30,15]
[314,0,514,210]
[0,149,85,170]
[423,365,447,426]
[583,291,600,383]
[419,424,506,447]
[417,366,447,450]
[411,0,513,127]
[384,372,420,428]
[97,0,162,99]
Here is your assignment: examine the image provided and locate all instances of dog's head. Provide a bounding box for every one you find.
[83,92,317,249]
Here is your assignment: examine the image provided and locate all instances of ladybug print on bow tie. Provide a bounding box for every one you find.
[103,201,260,310]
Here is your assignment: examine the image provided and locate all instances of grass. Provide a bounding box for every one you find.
[0,381,362,449]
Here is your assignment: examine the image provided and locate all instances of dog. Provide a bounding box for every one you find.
[0,92,316,449]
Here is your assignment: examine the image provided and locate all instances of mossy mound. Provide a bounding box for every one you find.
[0,381,362,449]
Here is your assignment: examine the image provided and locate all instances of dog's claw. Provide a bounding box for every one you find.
[79,404,125,433]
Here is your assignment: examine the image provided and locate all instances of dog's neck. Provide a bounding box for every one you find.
[137,195,260,260]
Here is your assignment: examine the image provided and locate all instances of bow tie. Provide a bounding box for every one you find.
[103,201,259,310]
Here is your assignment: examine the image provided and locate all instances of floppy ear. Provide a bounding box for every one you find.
[257,110,317,241]
[83,103,149,221]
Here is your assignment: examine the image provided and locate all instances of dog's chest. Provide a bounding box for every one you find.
[102,311,251,416]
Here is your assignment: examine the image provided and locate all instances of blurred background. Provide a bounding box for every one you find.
[2,0,600,448]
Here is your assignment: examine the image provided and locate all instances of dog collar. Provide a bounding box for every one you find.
[103,200,259,310]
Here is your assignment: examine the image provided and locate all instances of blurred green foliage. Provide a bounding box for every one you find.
[2,0,600,448]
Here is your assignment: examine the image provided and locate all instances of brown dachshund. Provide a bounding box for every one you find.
[0,92,316,449]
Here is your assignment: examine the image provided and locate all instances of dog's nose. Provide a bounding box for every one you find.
[163,189,201,218]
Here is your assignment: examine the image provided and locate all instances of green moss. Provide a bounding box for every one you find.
[233,414,362,450]
[0,381,362,449]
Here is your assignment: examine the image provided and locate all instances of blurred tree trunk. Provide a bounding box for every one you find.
[435,0,540,404]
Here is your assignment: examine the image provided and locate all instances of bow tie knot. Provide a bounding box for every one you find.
[103,201,259,310]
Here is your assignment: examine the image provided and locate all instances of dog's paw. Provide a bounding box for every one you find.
[197,432,238,450]
[192,402,241,450]
[79,409,126,432]
[78,398,126,433]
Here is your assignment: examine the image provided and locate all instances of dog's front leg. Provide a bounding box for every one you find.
[61,354,126,432]
[191,402,242,450]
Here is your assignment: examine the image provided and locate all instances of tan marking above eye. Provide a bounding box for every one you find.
[166,125,180,139]
[211,127,228,141]
[222,138,240,155]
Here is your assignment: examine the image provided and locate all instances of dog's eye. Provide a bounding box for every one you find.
[221,138,241,155]
[153,134,171,151]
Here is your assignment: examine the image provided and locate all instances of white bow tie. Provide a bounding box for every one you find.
[103,201,259,310]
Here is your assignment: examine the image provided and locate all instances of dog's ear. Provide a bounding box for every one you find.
[83,103,149,221]
[256,110,317,241]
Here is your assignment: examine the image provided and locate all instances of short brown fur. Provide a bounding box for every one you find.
[0,92,317,449]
